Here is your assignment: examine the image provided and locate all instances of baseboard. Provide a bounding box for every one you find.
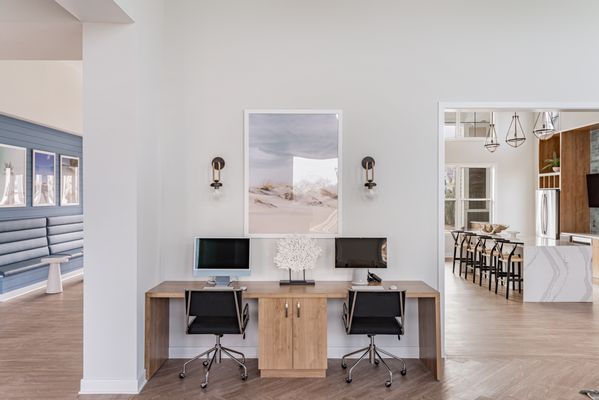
[0,269,83,302]
[170,346,419,359]
[79,376,142,395]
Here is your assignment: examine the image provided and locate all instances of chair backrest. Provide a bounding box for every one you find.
[348,289,406,318]
[47,215,84,255]
[0,218,48,267]
[185,288,243,316]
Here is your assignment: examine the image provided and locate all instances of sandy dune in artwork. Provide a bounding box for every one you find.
[249,183,338,234]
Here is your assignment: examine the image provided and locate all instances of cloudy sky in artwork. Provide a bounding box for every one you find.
[248,113,339,187]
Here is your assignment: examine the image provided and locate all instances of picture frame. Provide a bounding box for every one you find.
[32,150,56,207]
[244,110,342,237]
[60,155,80,206]
[0,143,27,208]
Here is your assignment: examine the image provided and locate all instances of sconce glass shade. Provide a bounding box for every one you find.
[209,157,225,200]
[484,123,500,153]
[533,112,557,140]
[505,113,526,148]
[361,156,377,199]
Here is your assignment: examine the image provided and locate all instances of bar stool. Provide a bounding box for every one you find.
[495,240,524,299]
[463,233,479,281]
[450,230,465,274]
[458,232,475,277]
[484,238,505,291]
[473,235,493,286]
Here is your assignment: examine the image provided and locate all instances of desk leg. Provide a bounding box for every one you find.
[145,296,170,380]
[418,296,443,380]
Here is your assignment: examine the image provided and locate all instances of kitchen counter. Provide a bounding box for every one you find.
[521,237,592,302]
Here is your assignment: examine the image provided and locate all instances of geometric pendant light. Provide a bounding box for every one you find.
[484,115,500,153]
[505,112,526,148]
[532,111,557,140]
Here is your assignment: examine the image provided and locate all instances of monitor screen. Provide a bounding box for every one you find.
[194,238,250,270]
[587,174,599,208]
[335,238,387,268]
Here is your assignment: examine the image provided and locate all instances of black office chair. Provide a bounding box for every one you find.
[341,288,407,387]
[178,289,249,388]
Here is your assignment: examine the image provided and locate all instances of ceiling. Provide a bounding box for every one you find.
[0,0,82,60]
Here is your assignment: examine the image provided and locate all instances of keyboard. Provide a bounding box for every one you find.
[351,286,385,291]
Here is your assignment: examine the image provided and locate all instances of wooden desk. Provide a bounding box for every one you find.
[145,280,442,381]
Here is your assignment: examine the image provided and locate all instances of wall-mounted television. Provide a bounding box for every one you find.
[587,174,599,208]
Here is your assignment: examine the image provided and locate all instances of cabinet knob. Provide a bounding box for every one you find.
[297,302,301,318]
[285,302,288,318]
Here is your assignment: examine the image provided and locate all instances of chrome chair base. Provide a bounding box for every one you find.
[179,335,247,388]
[341,336,407,387]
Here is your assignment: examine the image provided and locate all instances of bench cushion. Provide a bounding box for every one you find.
[0,218,46,233]
[47,215,83,226]
[0,258,49,277]
[55,247,83,258]
[0,227,47,244]
[47,222,83,236]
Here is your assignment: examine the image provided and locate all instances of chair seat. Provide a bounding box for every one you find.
[500,254,523,262]
[187,317,241,335]
[348,317,403,335]
[0,257,49,277]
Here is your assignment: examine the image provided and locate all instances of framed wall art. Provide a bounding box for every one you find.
[0,144,26,208]
[244,110,342,237]
[32,150,56,207]
[60,155,80,206]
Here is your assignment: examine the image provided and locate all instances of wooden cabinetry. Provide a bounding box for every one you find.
[560,128,590,233]
[258,297,327,377]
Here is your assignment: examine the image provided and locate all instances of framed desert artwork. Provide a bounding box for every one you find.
[0,143,26,208]
[244,110,342,237]
[32,150,56,207]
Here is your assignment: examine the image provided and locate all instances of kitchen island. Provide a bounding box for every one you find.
[521,237,592,302]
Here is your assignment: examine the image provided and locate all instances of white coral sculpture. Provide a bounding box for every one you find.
[274,235,322,272]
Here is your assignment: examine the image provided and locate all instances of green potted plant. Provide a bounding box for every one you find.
[541,151,560,173]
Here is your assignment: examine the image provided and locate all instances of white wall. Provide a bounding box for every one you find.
[157,0,599,362]
[0,60,82,134]
[80,0,599,394]
[81,0,164,394]
[444,113,537,255]
[560,112,599,132]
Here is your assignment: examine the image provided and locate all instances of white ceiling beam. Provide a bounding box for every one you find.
[55,0,133,23]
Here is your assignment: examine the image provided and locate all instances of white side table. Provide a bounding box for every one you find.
[41,256,71,294]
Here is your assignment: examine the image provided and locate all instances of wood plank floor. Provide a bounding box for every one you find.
[2,266,599,399]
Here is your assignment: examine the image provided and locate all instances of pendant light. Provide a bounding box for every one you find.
[484,114,500,153]
[533,111,557,140]
[505,112,526,148]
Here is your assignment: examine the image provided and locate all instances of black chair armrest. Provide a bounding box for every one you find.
[342,302,349,332]
[241,303,250,332]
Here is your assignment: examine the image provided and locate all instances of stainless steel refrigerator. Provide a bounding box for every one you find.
[536,189,560,239]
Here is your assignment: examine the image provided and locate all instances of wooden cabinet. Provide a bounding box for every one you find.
[258,297,327,377]
[593,239,599,282]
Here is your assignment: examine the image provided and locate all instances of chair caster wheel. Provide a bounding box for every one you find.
[341,362,347,369]
[239,364,245,369]
[201,383,207,389]
[374,360,379,366]
[400,369,407,376]
[385,381,392,387]
[241,373,248,381]
[346,377,352,383]
[203,361,209,367]
[179,372,185,379]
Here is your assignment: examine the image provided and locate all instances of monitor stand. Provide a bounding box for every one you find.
[212,276,232,287]
[351,269,369,285]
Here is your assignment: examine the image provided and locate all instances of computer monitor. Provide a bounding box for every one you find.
[193,238,251,286]
[335,237,387,285]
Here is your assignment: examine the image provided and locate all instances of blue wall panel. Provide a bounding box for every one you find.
[0,115,83,220]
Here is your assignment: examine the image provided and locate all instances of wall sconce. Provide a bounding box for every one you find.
[361,156,377,199]
[210,157,225,198]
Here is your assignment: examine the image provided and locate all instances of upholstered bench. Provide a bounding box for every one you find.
[0,215,84,296]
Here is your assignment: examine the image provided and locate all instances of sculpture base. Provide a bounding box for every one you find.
[279,269,314,285]
[279,279,315,286]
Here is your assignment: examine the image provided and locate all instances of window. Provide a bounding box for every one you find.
[444,165,494,230]
[444,112,493,139]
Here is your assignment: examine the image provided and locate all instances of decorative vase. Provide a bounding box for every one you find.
[553,166,560,173]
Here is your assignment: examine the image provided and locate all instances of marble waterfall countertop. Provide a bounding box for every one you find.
[522,238,592,303]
